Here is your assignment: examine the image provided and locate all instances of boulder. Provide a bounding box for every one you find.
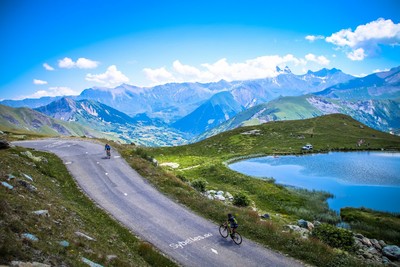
[18,180,37,192]
[0,140,10,149]
[214,195,226,201]
[261,213,270,219]
[382,245,400,261]
[297,219,314,230]
[361,237,372,247]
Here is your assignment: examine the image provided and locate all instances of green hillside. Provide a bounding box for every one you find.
[119,114,400,266]
[0,104,119,142]
[0,139,176,266]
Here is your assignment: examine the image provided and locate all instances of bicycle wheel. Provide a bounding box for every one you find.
[232,232,242,245]
[219,224,229,238]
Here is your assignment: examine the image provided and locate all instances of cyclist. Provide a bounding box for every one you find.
[105,143,111,158]
[227,213,238,238]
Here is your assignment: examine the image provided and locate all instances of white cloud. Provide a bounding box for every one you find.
[43,63,54,71]
[305,53,330,65]
[143,67,176,85]
[24,87,79,99]
[86,65,129,87]
[347,48,366,61]
[58,57,76,68]
[58,57,99,69]
[143,54,334,85]
[33,79,48,85]
[76,58,99,69]
[326,18,400,60]
[305,35,324,42]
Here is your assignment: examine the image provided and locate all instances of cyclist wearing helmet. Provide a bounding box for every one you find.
[227,213,238,237]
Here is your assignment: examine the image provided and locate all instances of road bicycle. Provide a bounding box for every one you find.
[219,222,242,245]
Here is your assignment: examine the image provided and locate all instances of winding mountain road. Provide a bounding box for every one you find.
[13,139,303,267]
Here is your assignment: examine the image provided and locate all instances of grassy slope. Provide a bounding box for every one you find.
[119,114,400,266]
[0,141,176,266]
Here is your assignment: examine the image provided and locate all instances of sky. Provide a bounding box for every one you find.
[1,0,400,100]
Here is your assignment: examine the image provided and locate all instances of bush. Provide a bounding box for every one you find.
[311,223,354,251]
[233,191,251,207]
[191,178,207,192]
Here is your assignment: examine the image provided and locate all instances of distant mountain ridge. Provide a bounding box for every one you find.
[1,66,399,146]
[34,97,188,146]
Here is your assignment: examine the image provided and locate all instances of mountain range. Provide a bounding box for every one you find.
[1,66,399,145]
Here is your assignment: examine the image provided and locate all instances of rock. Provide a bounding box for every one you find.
[22,173,33,182]
[59,240,70,247]
[383,245,400,261]
[206,195,214,200]
[261,213,270,219]
[0,140,10,149]
[216,190,224,196]
[361,237,372,247]
[20,151,45,162]
[379,240,387,247]
[284,225,310,238]
[214,195,226,201]
[10,261,50,267]
[297,219,314,230]
[75,231,96,241]
[21,233,39,242]
[297,219,308,228]
[355,233,364,239]
[1,181,14,190]
[18,180,37,192]
[32,210,49,217]
[370,239,382,250]
[225,192,233,200]
[81,257,103,267]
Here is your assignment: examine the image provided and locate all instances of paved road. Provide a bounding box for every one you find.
[13,139,303,267]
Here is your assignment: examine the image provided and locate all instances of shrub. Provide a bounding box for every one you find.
[191,178,207,192]
[233,191,251,207]
[311,223,354,251]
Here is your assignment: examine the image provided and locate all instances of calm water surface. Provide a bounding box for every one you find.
[229,152,400,213]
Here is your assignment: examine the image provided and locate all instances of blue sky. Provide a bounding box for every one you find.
[1,0,400,100]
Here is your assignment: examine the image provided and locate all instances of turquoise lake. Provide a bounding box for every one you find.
[228,152,400,213]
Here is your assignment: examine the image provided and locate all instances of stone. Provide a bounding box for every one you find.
[22,173,33,182]
[59,240,70,247]
[216,190,224,196]
[355,233,364,239]
[21,233,39,242]
[81,257,103,267]
[214,195,226,201]
[361,237,372,247]
[370,239,382,250]
[75,231,96,241]
[21,151,45,162]
[0,140,10,149]
[284,225,310,238]
[1,181,14,190]
[379,240,387,247]
[18,180,37,192]
[261,213,270,219]
[32,210,49,217]
[383,245,400,261]
[297,219,313,230]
